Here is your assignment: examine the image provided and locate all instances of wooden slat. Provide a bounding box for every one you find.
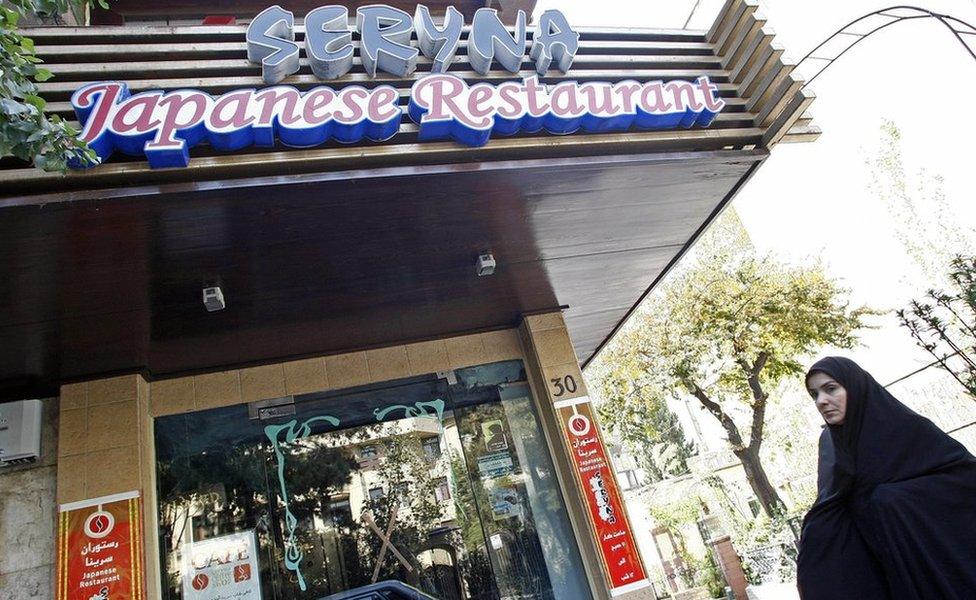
[5,12,821,194]
[707,0,738,42]
[35,40,717,62]
[23,24,707,44]
[781,124,822,143]
[0,127,764,195]
[757,74,803,127]
[746,57,795,115]
[794,111,813,130]
[715,1,760,58]
[43,55,725,81]
[762,89,815,147]
[721,10,766,71]
[729,25,775,82]
[740,44,785,103]
[36,70,737,99]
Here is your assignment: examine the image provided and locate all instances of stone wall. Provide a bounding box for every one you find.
[0,397,58,600]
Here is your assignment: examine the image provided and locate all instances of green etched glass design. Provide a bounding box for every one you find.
[373,398,445,422]
[265,415,340,591]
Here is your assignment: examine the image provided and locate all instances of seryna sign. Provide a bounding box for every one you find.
[69,6,726,169]
[247,4,579,83]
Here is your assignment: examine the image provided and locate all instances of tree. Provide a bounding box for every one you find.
[866,122,976,400]
[868,121,975,288]
[594,211,871,517]
[2,0,99,171]
[354,426,447,590]
[899,255,976,399]
[592,349,696,482]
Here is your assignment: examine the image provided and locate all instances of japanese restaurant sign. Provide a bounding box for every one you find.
[56,491,146,600]
[69,4,724,170]
[557,396,650,597]
[182,530,261,600]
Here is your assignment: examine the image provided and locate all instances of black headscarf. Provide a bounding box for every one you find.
[797,356,976,600]
[808,356,972,490]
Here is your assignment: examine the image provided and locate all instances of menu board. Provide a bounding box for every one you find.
[182,530,261,600]
[557,397,651,597]
[56,491,146,600]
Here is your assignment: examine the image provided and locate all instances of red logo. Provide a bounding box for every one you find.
[234,564,252,582]
[191,574,209,591]
[568,414,591,436]
[83,510,115,538]
[90,515,110,533]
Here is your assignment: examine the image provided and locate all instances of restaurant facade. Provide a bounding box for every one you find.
[0,1,817,598]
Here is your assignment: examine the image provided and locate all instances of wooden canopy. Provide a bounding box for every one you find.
[0,0,817,400]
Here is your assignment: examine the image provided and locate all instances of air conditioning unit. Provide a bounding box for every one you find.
[0,399,43,466]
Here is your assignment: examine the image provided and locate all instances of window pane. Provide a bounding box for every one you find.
[155,360,592,600]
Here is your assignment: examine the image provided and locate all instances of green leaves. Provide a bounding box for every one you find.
[23,94,44,110]
[1,7,21,27]
[1,0,102,172]
[625,212,871,405]
[590,209,872,518]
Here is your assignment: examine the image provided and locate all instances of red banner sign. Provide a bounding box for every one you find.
[56,491,146,600]
[558,397,650,597]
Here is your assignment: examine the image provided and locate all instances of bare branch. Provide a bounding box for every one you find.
[686,380,746,451]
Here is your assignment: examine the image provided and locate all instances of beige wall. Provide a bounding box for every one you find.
[55,319,646,599]
[57,374,158,597]
[144,329,522,419]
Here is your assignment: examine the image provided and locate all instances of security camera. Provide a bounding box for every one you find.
[476,252,496,277]
[203,286,226,312]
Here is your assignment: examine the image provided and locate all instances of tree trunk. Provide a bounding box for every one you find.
[733,446,786,518]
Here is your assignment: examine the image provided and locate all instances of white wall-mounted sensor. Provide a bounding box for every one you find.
[203,286,226,312]
[476,252,496,277]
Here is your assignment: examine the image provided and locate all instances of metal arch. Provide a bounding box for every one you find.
[683,0,704,29]
[797,5,976,86]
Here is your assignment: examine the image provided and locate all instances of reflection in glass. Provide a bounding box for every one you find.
[155,360,592,599]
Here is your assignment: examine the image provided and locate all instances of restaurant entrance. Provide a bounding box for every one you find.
[154,360,591,599]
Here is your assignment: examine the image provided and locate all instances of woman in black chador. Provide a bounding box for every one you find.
[797,357,976,599]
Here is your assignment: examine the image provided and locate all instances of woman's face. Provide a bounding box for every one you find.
[807,372,847,425]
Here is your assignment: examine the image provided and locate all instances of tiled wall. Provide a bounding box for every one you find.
[57,375,151,503]
[148,329,523,418]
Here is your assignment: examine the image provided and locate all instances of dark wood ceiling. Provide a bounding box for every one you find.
[0,150,761,400]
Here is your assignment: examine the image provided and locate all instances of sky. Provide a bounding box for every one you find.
[553,0,976,449]
[540,0,976,383]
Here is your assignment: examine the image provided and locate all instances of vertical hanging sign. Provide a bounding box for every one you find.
[56,490,146,600]
[556,396,650,597]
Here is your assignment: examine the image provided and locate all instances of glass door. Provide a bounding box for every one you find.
[155,360,592,600]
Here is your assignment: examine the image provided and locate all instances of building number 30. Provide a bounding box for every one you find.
[550,375,578,397]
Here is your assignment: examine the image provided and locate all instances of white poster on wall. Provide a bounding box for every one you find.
[182,530,261,600]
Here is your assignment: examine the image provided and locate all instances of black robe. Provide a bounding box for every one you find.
[796,357,976,599]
